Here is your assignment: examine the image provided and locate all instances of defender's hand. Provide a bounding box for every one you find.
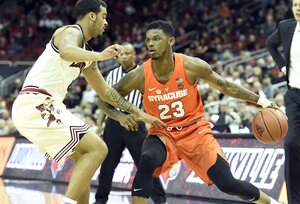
[99,44,123,61]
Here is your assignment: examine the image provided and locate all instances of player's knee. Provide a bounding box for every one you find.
[95,140,108,161]
[139,136,166,169]
[87,133,108,153]
[90,148,107,166]
[140,151,156,167]
[88,138,108,163]
[68,151,81,162]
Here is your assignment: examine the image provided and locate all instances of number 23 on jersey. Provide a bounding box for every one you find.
[158,101,185,120]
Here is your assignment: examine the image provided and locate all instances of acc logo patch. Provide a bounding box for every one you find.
[159,161,181,189]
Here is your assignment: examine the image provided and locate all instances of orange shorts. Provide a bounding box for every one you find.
[149,120,226,185]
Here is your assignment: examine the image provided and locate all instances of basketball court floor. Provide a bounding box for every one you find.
[0,178,251,204]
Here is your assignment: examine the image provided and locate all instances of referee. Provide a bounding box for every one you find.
[94,43,166,204]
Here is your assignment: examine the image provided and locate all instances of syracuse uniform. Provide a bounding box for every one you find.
[143,53,225,185]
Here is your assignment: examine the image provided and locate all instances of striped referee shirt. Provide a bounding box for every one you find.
[106,65,143,109]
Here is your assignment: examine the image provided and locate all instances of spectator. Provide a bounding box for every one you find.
[264,14,277,35]
[8,37,23,55]
[261,75,274,98]
[273,93,285,113]
[211,100,230,132]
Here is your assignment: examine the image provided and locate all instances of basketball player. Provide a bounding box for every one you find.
[94,43,166,204]
[11,1,164,204]
[97,20,282,204]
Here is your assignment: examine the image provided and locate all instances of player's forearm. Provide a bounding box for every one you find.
[96,98,127,121]
[60,46,99,62]
[221,81,260,103]
[60,46,107,62]
[103,87,140,114]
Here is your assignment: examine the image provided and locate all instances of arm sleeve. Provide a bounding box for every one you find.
[266,23,286,69]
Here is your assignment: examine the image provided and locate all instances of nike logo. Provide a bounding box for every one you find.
[148,87,157,91]
[133,188,143,192]
[248,197,256,202]
[198,129,207,134]
[164,87,169,91]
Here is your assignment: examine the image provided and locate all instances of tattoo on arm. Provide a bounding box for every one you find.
[106,89,134,113]
[103,70,140,113]
[228,86,244,97]
[235,88,258,102]
[224,82,258,103]
[216,79,226,87]
[208,72,259,103]
[96,98,124,121]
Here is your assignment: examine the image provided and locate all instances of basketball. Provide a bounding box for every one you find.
[252,108,288,144]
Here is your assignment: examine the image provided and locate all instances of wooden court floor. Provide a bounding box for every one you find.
[0,178,252,204]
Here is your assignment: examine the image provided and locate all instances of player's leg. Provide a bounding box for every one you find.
[69,180,90,204]
[179,123,282,204]
[207,154,281,204]
[12,96,105,204]
[61,185,90,204]
[151,177,167,204]
[125,126,167,204]
[95,119,125,203]
[80,184,90,204]
[64,131,108,202]
[131,135,167,204]
[65,151,90,204]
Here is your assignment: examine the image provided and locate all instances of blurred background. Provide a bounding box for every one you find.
[0,0,291,203]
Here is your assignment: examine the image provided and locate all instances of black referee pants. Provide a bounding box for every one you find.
[95,118,166,204]
[284,88,300,204]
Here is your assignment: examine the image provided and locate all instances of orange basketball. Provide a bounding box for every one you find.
[252,108,288,144]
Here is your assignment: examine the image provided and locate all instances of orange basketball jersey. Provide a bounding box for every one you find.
[143,53,205,128]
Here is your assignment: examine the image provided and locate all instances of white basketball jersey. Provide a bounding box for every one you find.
[23,24,92,101]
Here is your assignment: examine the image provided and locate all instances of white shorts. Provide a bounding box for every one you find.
[12,93,90,163]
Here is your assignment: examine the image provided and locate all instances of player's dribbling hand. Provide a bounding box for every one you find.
[118,113,140,131]
[266,101,279,109]
[258,97,279,109]
[136,111,165,129]
[265,101,288,120]
[99,44,123,61]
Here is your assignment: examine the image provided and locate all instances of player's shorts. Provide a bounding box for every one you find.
[149,119,226,185]
[12,87,90,163]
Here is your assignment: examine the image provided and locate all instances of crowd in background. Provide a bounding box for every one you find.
[0,0,293,135]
